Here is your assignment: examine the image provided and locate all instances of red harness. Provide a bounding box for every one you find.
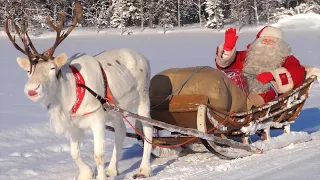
[69,65,113,116]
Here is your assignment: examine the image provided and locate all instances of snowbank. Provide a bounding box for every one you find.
[311,130,320,140]
[272,12,320,30]
[252,131,312,151]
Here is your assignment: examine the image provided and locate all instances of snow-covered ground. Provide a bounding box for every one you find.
[1,13,320,180]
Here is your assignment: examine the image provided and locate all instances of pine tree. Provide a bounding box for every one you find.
[110,0,126,28]
[110,0,141,28]
[180,0,199,25]
[205,0,224,30]
[155,0,177,34]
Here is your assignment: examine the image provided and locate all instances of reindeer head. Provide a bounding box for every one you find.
[5,0,82,104]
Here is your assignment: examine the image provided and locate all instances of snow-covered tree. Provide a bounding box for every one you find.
[0,0,315,31]
[205,0,224,30]
[110,0,126,29]
[83,0,110,30]
[250,0,266,25]
[155,0,177,34]
[145,0,156,28]
[180,0,199,26]
[138,0,149,31]
[110,0,141,28]
[269,6,295,23]
[294,2,320,14]
[229,0,250,30]
[191,0,206,26]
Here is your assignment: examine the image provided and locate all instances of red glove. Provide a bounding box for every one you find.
[256,72,274,84]
[224,28,238,51]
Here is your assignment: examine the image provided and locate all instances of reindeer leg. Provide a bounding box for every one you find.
[92,123,107,180]
[133,100,153,179]
[105,117,126,177]
[70,138,93,180]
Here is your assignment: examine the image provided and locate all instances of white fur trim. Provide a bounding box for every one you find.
[271,67,294,93]
[215,43,236,68]
[260,26,284,40]
[305,66,320,83]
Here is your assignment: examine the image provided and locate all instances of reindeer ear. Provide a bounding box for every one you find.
[53,53,68,68]
[16,57,31,71]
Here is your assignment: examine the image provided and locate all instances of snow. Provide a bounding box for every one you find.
[1,14,320,180]
[273,12,320,30]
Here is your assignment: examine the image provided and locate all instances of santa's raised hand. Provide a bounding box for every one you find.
[224,28,238,51]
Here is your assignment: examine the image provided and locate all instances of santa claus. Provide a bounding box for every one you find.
[215,26,306,106]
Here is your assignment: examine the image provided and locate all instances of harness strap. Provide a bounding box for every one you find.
[77,84,107,104]
[98,62,114,102]
[70,65,86,114]
[71,62,113,116]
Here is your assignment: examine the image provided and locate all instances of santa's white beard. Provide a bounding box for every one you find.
[242,37,292,94]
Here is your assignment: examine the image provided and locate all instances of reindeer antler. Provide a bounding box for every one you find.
[5,0,83,65]
[4,15,41,72]
[42,0,83,60]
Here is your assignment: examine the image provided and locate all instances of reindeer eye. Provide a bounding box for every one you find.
[50,67,56,70]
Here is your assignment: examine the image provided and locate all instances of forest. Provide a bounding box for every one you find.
[0,0,319,34]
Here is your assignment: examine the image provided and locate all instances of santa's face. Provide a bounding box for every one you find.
[243,36,291,75]
[242,36,292,93]
[261,36,276,46]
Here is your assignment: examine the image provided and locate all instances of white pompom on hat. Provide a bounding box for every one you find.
[256,26,284,40]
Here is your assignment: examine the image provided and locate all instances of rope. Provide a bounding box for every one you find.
[120,101,234,148]
[151,66,212,110]
[78,81,259,154]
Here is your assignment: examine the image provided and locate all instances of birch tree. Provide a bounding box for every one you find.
[191,0,206,26]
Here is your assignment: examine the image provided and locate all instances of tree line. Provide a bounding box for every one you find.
[1,0,319,34]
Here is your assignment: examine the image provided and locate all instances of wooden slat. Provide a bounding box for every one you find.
[150,94,209,129]
[288,103,305,122]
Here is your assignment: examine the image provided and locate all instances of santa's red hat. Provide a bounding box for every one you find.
[256,26,284,39]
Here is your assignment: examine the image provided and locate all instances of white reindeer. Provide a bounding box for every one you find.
[5,1,153,179]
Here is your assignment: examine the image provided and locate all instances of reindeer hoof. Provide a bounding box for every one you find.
[132,167,152,179]
[76,168,93,180]
[132,174,147,179]
[105,167,118,177]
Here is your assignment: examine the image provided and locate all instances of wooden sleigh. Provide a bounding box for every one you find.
[102,72,317,159]
[132,76,317,159]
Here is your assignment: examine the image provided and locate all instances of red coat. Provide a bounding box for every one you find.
[215,47,305,103]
